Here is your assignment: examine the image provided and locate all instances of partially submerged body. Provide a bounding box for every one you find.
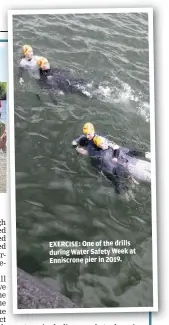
[72,130,151,188]
[118,148,151,183]
[18,45,92,103]
[19,47,50,81]
[95,147,131,194]
[38,68,90,97]
[72,133,131,193]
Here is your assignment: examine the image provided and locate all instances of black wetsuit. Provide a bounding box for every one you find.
[19,65,90,104]
[73,134,130,193]
[36,68,90,102]
[91,147,130,193]
[73,134,100,155]
[74,134,120,159]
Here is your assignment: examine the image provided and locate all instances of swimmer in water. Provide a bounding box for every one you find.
[72,122,120,158]
[72,122,151,161]
[72,122,151,183]
[19,45,50,84]
[18,45,91,103]
[72,125,131,193]
[92,135,140,185]
[93,135,119,163]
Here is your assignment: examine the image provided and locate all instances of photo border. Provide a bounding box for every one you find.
[0,31,7,196]
[8,7,158,314]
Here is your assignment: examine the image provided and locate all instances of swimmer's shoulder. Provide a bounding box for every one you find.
[19,57,27,67]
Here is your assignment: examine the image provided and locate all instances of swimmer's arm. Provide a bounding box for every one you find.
[18,66,24,78]
[18,67,25,84]
[75,147,88,156]
[72,135,88,156]
[18,60,25,84]
[107,141,120,159]
[108,141,119,150]
[72,135,88,148]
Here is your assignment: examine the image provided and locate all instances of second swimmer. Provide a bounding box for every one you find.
[18,45,92,103]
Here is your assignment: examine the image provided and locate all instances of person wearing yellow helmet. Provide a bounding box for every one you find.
[72,123,151,184]
[72,124,132,193]
[19,44,50,84]
[93,135,119,163]
[82,122,95,140]
[72,122,98,156]
[93,135,110,150]
[72,122,150,160]
[18,45,93,104]
[72,122,120,159]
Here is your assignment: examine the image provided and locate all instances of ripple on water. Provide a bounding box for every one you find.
[14,12,152,308]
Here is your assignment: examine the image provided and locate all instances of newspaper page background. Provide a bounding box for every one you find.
[0,0,168,324]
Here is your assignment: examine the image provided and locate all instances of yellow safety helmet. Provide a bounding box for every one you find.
[22,44,33,56]
[83,122,95,135]
[36,57,50,69]
[93,135,104,147]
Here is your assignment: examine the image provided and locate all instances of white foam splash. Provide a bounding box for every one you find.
[93,77,150,123]
[138,101,150,123]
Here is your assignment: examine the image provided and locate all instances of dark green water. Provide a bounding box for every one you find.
[13,12,152,308]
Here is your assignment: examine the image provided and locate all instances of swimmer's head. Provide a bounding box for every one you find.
[37,57,50,70]
[93,136,109,150]
[22,45,33,59]
[83,122,95,140]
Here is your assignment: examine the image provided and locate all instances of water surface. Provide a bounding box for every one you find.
[13,12,152,308]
